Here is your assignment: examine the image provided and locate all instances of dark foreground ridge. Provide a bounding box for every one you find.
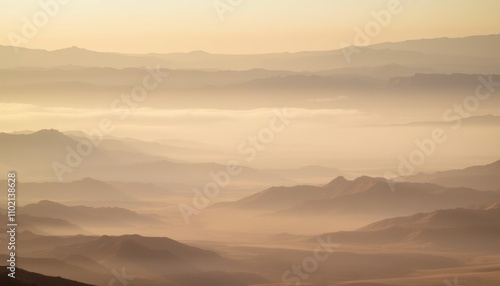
[0,267,94,286]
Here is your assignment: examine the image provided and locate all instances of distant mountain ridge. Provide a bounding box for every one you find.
[15,214,90,236]
[314,203,500,252]
[44,234,241,275]
[0,129,163,181]
[407,159,500,190]
[217,174,500,219]
[21,200,161,228]
[370,34,500,58]
[2,34,499,71]
[0,130,302,186]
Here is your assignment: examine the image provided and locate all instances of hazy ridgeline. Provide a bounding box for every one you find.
[0,34,500,286]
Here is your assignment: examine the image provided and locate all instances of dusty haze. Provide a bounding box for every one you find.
[1,1,500,286]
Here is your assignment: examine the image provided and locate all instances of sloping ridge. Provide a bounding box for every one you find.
[406,159,500,191]
[21,200,158,227]
[223,175,500,218]
[315,203,500,251]
[0,267,94,286]
[50,234,229,273]
[227,176,387,210]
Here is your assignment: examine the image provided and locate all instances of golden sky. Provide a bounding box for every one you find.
[1,0,500,53]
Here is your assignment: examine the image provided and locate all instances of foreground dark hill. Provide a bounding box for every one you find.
[407,159,500,191]
[218,175,500,219]
[0,268,94,286]
[314,203,500,252]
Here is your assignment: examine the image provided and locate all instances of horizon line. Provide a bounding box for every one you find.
[1,33,498,56]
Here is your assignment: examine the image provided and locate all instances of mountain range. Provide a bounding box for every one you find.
[407,159,500,191]
[20,200,162,228]
[314,202,500,252]
[2,34,500,72]
[0,129,344,188]
[217,174,500,219]
[6,233,266,286]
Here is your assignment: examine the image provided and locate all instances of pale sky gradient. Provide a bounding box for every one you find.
[1,0,499,53]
